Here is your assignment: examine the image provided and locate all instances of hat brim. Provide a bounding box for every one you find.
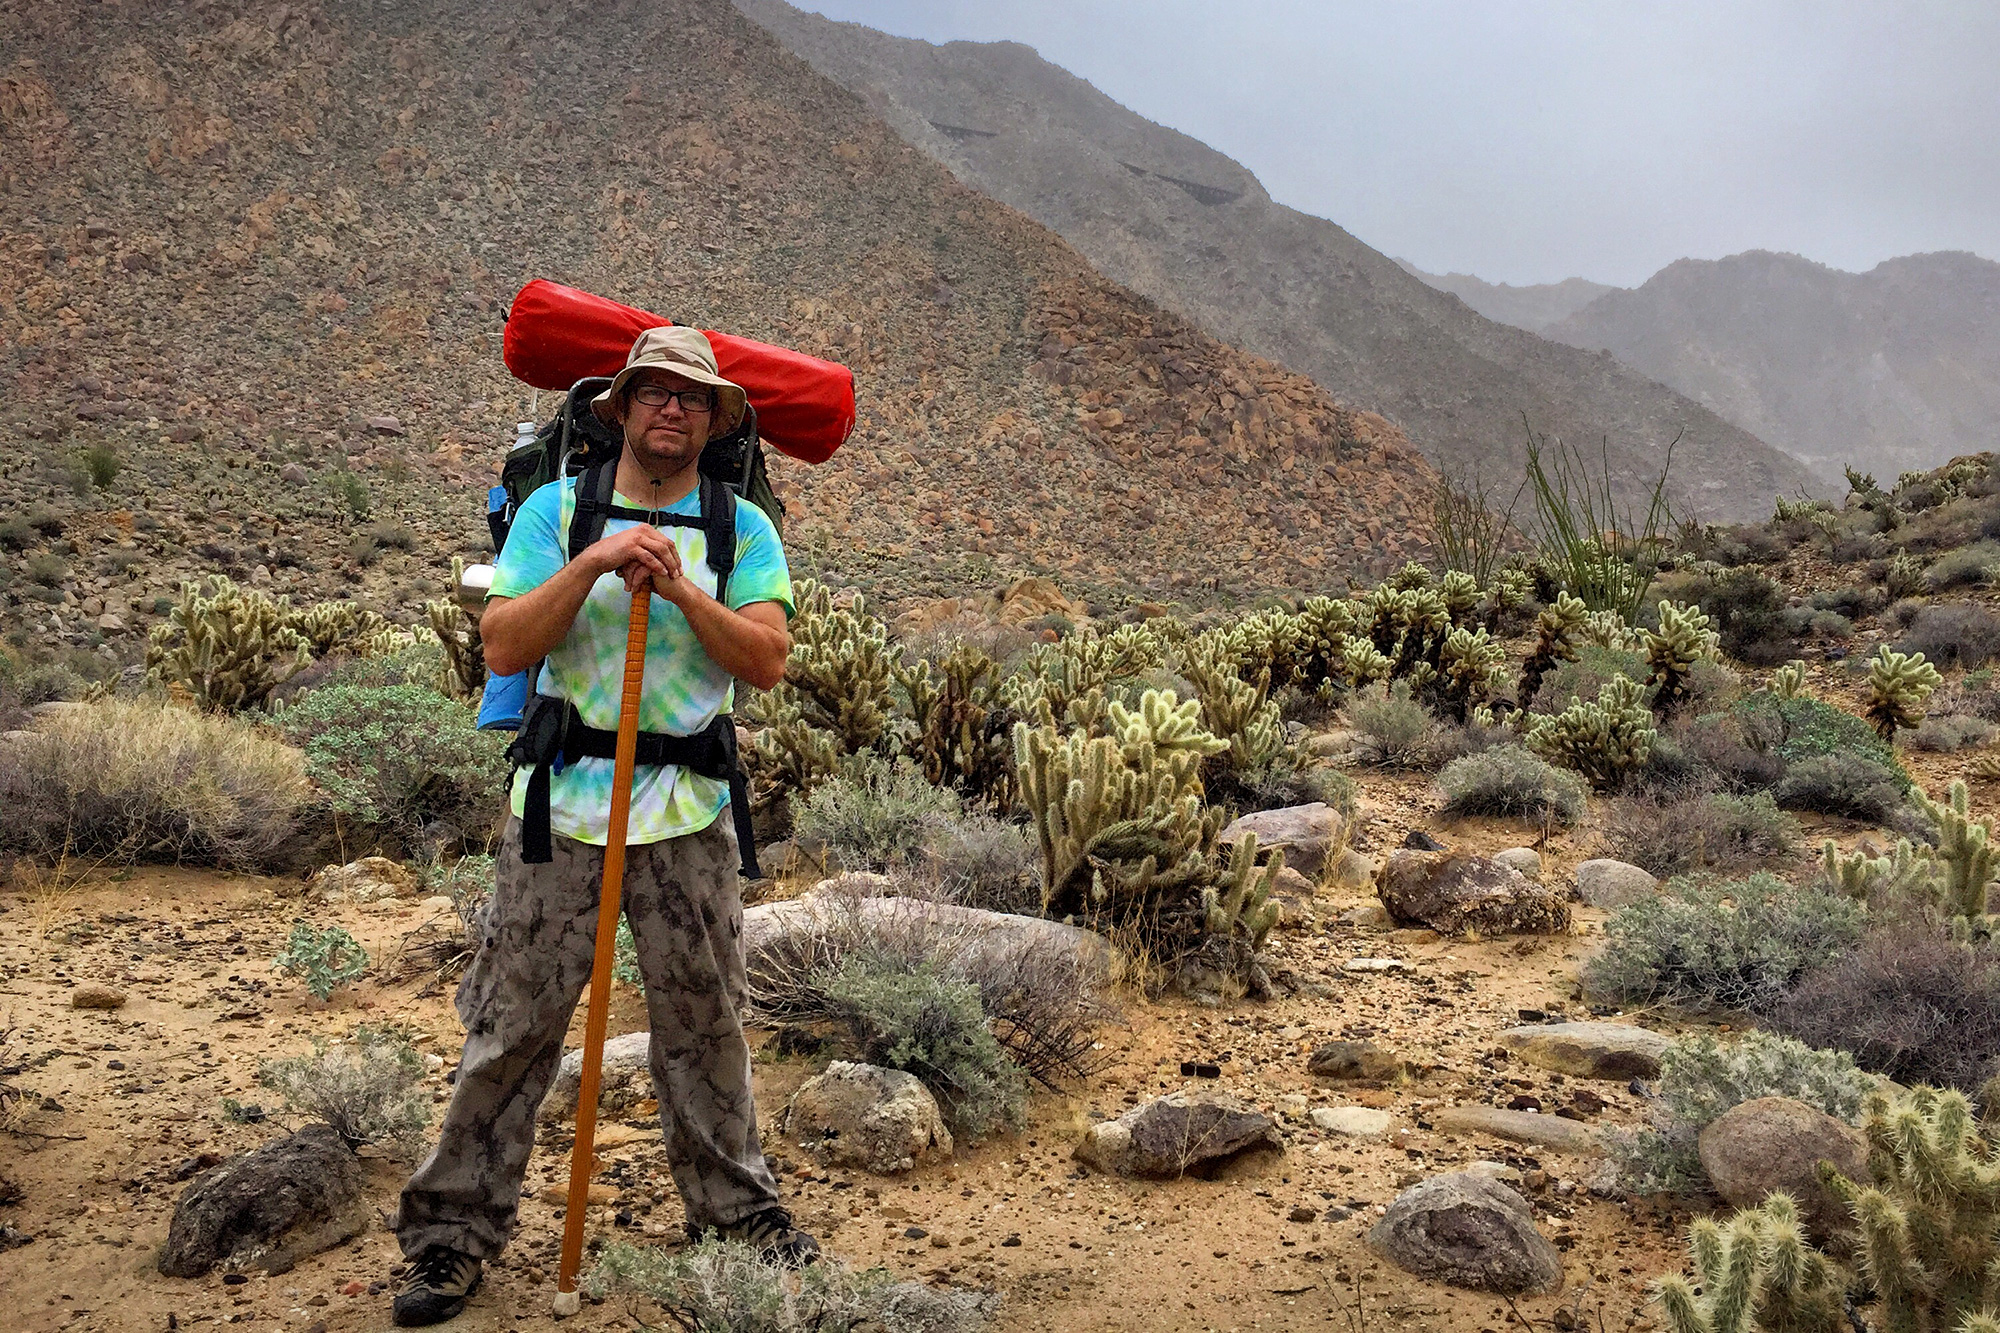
[591,364,748,436]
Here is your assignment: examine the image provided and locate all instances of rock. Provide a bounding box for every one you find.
[994,576,1090,627]
[1307,1040,1403,1082]
[1463,1160,1525,1189]
[1310,1106,1394,1138]
[540,1032,654,1121]
[279,463,309,485]
[1219,803,1343,878]
[1269,866,1318,929]
[1343,957,1414,973]
[784,1061,953,1174]
[1369,1171,1564,1294]
[1337,901,1391,928]
[809,870,901,898]
[159,1125,367,1278]
[1497,1022,1672,1081]
[1697,1097,1869,1241]
[1575,859,1658,910]
[70,985,128,1010]
[1289,1204,1319,1223]
[744,896,1110,983]
[312,856,418,905]
[1327,848,1377,891]
[1401,830,1448,851]
[417,895,457,916]
[365,414,406,436]
[1492,848,1542,881]
[96,613,124,633]
[1433,1105,1604,1154]
[1074,1092,1284,1179]
[1377,852,1572,935]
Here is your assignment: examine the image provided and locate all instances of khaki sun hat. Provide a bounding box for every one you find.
[590,326,748,435]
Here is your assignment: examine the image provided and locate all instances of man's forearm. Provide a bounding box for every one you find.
[481,560,602,676]
[671,586,790,690]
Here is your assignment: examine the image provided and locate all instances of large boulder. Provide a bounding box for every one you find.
[159,1125,367,1278]
[743,896,1110,982]
[1492,848,1542,881]
[1697,1097,1870,1242]
[311,856,418,905]
[1219,803,1344,878]
[1377,852,1572,935]
[1497,1022,1671,1080]
[540,1032,654,1122]
[1074,1092,1284,1179]
[784,1062,953,1175]
[1575,859,1658,910]
[1433,1105,1604,1155]
[1369,1171,1564,1294]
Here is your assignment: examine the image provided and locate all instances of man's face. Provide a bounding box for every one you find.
[619,368,713,474]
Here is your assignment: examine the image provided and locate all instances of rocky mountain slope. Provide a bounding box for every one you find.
[734,0,1820,520]
[1546,249,2000,478]
[1396,264,1617,335]
[0,0,1436,668]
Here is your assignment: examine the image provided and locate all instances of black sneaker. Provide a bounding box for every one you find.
[392,1245,483,1327]
[693,1207,821,1267]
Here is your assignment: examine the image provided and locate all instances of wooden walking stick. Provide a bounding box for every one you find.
[552,586,650,1315]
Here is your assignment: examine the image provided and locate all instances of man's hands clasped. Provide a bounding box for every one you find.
[579,525,697,606]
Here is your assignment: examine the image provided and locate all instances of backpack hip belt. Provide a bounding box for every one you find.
[507,694,760,878]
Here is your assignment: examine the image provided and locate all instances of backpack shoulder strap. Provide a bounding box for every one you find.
[699,472,736,603]
[568,457,618,563]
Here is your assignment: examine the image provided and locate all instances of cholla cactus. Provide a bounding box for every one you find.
[1845,465,1884,503]
[1517,591,1588,710]
[1823,1087,2000,1333]
[1438,569,1480,625]
[1526,673,1658,789]
[1645,600,1719,718]
[1912,779,1998,927]
[1885,551,1926,600]
[1816,836,1936,904]
[146,575,311,712]
[1001,622,1165,723]
[1202,832,1282,949]
[1656,1193,1849,1333]
[288,599,395,655]
[1770,660,1810,701]
[896,642,1014,806]
[426,595,484,700]
[1435,625,1507,722]
[1292,595,1360,696]
[1388,561,1434,590]
[771,580,898,753]
[1341,637,1394,690]
[1865,645,1942,741]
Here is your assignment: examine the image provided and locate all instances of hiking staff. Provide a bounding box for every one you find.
[550,584,650,1316]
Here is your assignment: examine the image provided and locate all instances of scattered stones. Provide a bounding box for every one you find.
[1337,901,1391,928]
[1574,859,1658,910]
[1497,1022,1672,1081]
[784,1061,953,1175]
[311,856,419,905]
[1327,848,1377,891]
[1307,1040,1403,1082]
[1218,803,1343,878]
[1491,847,1542,881]
[1369,1170,1564,1294]
[159,1125,367,1278]
[1697,1097,1870,1241]
[70,985,128,1010]
[1377,852,1572,935]
[1433,1105,1604,1155]
[541,1032,654,1121]
[1073,1092,1283,1179]
[1310,1106,1395,1138]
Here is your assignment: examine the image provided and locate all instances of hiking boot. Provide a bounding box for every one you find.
[392,1245,483,1327]
[691,1206,821,1267]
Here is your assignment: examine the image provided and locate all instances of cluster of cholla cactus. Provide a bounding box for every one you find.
[1866,644,1943,741]
[1525,673,1658,788]
[287,599,396,656]
[425,598,484,700]
[146,575,311,712]
[1180,630,1289,775]
[1515,591,1588,711]
[1912,780,1998,933]
[746,580,900,801]
[896,641,1015,807]
[1769,659,1811,701]
[1817,835,1937,905]
[1656,1192,1850,1333]
[1644,600,1720,718]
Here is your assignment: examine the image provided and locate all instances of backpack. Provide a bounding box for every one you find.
[484,376,783,878]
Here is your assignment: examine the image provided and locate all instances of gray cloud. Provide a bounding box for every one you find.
[783,0,2000,286]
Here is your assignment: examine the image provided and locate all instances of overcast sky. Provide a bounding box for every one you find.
[783,1,2000,288]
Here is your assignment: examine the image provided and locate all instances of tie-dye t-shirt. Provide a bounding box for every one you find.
[488,475,793,846]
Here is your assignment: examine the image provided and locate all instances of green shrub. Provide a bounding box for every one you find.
[589,1237,998,1333]
[1600,791,1797,878]
[1435,744,1586,824]
[1729,692,1907,780]
[1583,872,1865,1012]
[1772,753,1910,825]
[271,922,370,1000]
[1528,642,1646,715]
[79,443,120,491]
[0,516,34,552]
[820,953,1026,1139]
[1924,540,2000,590]
[25,552,67,586]
[256,1024,428,1148]
[1615,1030,1871,1193]
[790,761,962,873]
[1911,715,1997,753]
[1344,680,1437,768]
[1694,567,1798,665]
[1899,603,2000,670]
[276,682,508,841]
[0,698,311,869]
[327,470,370,519]
[367,519,417,551]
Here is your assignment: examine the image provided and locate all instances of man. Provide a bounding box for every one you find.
[392,327,816,1327]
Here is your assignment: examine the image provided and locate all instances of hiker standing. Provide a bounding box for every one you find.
[391,328,817,1327]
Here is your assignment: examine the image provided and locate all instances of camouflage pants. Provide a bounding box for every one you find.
[396,814,781,1260]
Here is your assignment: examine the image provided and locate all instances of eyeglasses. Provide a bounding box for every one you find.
[630,384,715,413]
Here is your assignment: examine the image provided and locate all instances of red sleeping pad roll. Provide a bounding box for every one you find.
[502,279,854,464]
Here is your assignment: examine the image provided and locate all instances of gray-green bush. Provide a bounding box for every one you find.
[1344,681,1438,768]
[271,922,370,1000]
[1435,744,1586,824]
[256,1025,429,1149]
[790,761,964,873]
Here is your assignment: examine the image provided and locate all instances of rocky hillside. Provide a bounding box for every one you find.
[1396,263,1617,335]
[0,0,1437,672]
[1546,249,2000,479]
[734,0,1820,521]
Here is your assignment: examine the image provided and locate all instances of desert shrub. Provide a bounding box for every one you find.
[1773,913,2000,1094]
[1675,712,1788,793]
[791,761,964,873]
[1932,671,2000,723]
[256,1025,428,1149]
[1600,791,1797,878]
[1615,1030,1871,1193]
[1809,584,1880,619]
[0,516,34,552]
[10,660,86,706]
[820,953,1026,1138]
[79,443,120,490]
[367,519,417,551]
[1805,610,1853,640]
[25,551,67,586]
[589,1237,998,1333]
[1435,744,1586,825]
[1729,692,1906,778]
[913,812,1042,916]
[272,922,370,1000]
[1695,567,1798,665]
[1583,872,1865,1012]
[275,681,508,843]
[1911,715,1998,752]
[1898,602,2000,670]
[1528,643,1646,715]
[326,470,370,519]
[1209,757,1355,820]
[1923,540,2000,591]
[0,698,311,869]
[1344,681,1438,768]
[1772,753,1911,824]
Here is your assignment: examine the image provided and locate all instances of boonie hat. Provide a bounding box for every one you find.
[591,326,748,435]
